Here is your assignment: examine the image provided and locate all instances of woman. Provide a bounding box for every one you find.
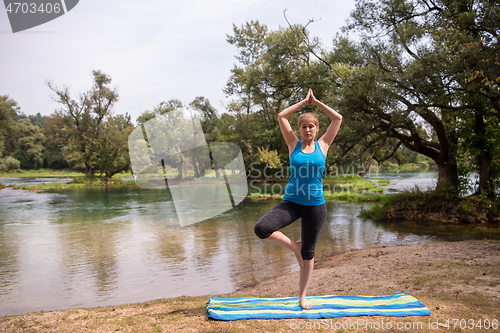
[254,89,342,309]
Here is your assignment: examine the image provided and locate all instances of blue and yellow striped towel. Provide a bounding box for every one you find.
[206,293,430,321]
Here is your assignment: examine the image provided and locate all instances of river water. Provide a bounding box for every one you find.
[0,171,498,316]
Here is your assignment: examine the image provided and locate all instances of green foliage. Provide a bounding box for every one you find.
[0,95,20,158]
[361,188,500,223]
[0,168,84,177]
[12,118,46,169]
[0,96,27,171]
[70,174,123,184]
[0,156,20,171]
[42,113,69,169]
[323,174,385,194]
[330,0,500,197]
[256,147,281,168]
[94,114,133,180]
[8,175,125,191]
[377,180,390,186]
[323,191,384,202]
[47,70,131,177]
[135,99,224,180]
[224,20,331,169]
[456,112,500,196]
[360,187,430,221]
[2,1,498,199]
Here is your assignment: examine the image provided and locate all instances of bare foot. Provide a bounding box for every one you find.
[290,241,304,268]
[300,296,312,310]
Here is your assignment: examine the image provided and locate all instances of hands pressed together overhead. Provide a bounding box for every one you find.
[305,89,317,106]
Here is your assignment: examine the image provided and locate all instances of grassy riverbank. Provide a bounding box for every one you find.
[0,168,85,178]
[0,169,134,191]
[0,169,133,179]
[249,175,386,202]
[4,173,387,204]
[361,189,500,224]
[1,240,498,332]
[6,175,130,191]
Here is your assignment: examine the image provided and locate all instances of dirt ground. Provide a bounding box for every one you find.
[1,240,499,332]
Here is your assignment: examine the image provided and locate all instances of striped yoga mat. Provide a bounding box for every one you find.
[206,293,430,321]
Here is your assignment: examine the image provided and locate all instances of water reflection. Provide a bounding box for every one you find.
[0,173,498,316]
[56,219,122,301]
[363,170,438,193]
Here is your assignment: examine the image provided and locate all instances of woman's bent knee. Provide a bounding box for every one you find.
[301,248,315,261]
[254,222,272,239]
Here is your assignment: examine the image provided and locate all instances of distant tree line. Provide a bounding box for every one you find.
[1,0,498,197]
[1,71,134,180]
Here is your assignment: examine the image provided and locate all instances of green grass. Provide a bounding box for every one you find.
[379,163,432,171]
[248,192,284,200]
[70,174,124,184]
[360,187,500,222]
[0,168,85,178]
[249,175,386,202]
[9,182,85,191]
[0,169,135,191]
[0,168,134,179]
[377,179,391,186]
[323,190,384,202]
[359,189,428,220]
[323,174,385,196]
[7,174,126,191]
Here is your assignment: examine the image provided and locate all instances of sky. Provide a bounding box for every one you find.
[1,0,356,124]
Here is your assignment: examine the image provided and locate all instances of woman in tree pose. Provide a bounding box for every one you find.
[254,89,342,309]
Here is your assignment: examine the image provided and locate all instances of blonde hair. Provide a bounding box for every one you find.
[298,112,319,128]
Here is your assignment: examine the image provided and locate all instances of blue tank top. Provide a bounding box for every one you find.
[282,141,326,206]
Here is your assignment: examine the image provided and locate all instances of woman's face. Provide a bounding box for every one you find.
[299,118,319,141]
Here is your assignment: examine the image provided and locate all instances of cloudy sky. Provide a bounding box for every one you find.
[1,0,356,124]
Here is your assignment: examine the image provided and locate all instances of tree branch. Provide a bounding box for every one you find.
[283,9,332,69]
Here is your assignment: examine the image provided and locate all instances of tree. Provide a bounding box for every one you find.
[0,95,21,170]
[441,0,500,197]
[12,119,46,169]
[224,21,333,169]
[28,113,48,129]
[136,100,196,180]
[190,97,221,177]
[338,0,499,195]
[42,113,70,169]
[94,113,134,180]
[47,70,119,174]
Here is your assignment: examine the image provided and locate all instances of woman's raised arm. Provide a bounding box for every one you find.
[278,92,311,152]
[308,89,342,151]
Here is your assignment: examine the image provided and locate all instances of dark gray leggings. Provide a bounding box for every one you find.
[254,200,327,260]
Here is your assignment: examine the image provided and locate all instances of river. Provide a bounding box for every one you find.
[0,170,498,316]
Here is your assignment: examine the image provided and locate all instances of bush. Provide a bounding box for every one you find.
[0,156,21,171]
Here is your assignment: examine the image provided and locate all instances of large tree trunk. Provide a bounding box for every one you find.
[435,154,459,194]
[190,151,200,178]
[85,162,93,175]
[474,114,492,197]
[387,115,460,195]
[436,120,459,194]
